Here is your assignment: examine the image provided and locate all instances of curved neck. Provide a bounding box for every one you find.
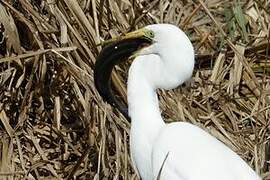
[127,59,165,135]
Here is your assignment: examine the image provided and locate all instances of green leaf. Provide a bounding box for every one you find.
[233,1,249,42]
[224,7,236,39]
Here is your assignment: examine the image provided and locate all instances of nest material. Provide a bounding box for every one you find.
[0,0,270,179]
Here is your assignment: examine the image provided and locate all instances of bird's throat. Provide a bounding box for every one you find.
[127,62,165,141]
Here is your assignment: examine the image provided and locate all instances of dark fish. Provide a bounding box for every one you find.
[94,37,152,121]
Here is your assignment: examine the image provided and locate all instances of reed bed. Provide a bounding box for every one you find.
[0,0,269,179]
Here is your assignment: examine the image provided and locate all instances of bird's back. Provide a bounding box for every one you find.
[152,122,261,180]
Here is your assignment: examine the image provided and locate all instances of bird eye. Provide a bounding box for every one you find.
[147,30,155,38]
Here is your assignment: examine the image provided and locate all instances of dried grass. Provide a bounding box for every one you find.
[0,0,269,179]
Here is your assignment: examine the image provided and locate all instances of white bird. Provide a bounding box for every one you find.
[94,24,261,180]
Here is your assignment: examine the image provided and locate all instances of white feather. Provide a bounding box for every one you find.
[127,24,261,180]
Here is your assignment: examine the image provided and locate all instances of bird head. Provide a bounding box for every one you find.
[117,24,195,90]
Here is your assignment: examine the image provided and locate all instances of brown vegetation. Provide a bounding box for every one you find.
[0,0,269,179]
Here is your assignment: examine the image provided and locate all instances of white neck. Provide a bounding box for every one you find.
[127,58,165,140]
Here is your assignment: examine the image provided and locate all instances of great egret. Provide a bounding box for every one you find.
[94,24,261,180]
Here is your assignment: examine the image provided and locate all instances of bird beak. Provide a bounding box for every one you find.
[97,28,153,46]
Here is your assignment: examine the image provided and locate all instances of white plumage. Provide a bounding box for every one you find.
[126,24,261,180]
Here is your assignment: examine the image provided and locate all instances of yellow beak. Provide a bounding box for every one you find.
[97,28,154,46]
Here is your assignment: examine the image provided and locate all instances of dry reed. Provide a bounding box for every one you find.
[0,0,269,179]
